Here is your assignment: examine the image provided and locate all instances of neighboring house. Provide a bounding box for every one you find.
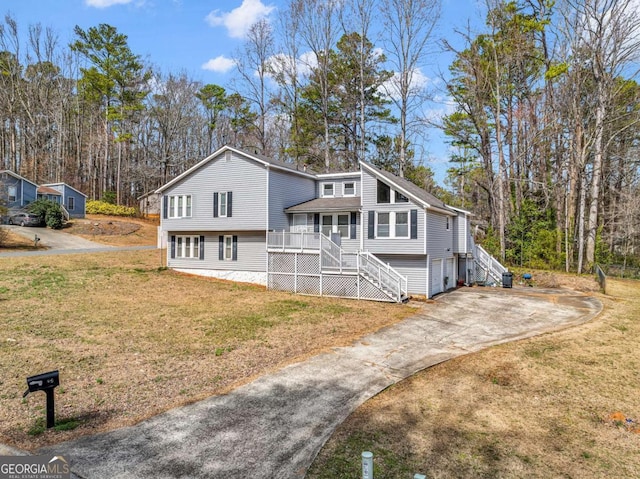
[38,183,87,219]
[0,170,38,213]
[137,191,161,219]
[157,146,504,302]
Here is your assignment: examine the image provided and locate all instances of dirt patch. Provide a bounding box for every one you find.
[511,269,600,292]
[63,215,158,246]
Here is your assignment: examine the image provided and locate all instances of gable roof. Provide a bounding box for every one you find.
[41,182,88,198]
[156,146,316,194]
[359,162,454,215]
[0,170,38,188]
[38,186,62,196]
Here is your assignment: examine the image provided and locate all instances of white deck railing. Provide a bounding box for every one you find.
[267,231,320,251]
[267,231,408,302]
[474,244,507,284]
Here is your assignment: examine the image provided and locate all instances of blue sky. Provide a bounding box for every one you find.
[4,0,486,183]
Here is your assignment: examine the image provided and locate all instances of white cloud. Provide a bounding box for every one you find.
[382,68,436,101]
[266,51,316,82]
[202,56,237,73]
[85,0,134,7]
[205,0,275,39]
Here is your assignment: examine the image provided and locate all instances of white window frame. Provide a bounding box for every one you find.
[376,211,409,238]
[395,211,409,238]
[376,212,390,237]
[68,196,75,210]
[8,186,16,202]
[343,182,356,197]
[322,183,335,197]
[219,192,228,217]
[292,213,309,233]
[321,212,351,238]
[175,235,200,259]
[168,194,192,218]
[223,235,233,261]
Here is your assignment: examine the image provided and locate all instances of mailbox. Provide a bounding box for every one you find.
[26,370,59,393]
[23,370,60,429]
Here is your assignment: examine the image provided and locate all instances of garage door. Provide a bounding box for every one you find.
[446,258,455,289]
[431,259,443,296]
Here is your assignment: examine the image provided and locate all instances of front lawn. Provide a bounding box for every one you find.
[0,249,411,450]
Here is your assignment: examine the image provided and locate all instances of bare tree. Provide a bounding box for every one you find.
[293,0,343,171]
[564,0,640,268]
[380,0,441,177]
[234,19,275,156]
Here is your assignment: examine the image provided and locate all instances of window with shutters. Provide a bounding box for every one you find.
[168,195,192,218]
[395,212,409,237]
[219,192,228,217]
[224,235,233,260]
[175,235,200,258]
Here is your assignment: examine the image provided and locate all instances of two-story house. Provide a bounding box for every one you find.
[157,146,500,302]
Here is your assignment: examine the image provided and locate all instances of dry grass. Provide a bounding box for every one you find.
[0,228,40,251]
[0,249,412,450]
[63,214,158,247]
[307,278,640,479]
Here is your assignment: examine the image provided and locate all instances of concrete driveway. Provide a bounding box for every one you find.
[2,224,112,250]
[36,286,601,479]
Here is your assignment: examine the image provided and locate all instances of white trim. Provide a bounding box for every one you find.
[321,182,335,198]
[343,181,356,197]
[223,235,233,261]
[219,192,228,217]
[156,146,315,194]
[375,211,410,239]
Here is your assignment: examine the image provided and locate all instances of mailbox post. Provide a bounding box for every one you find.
[23,370,60,429]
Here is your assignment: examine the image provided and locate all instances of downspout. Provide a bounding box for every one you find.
[424,207,429,297]
[265,165,270,285]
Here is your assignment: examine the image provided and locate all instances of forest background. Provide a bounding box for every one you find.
[0,0,638,273]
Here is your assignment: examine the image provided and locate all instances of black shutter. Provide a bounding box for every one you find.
[213,192,219,218]
[368,211,375,239]
[232,235,238,261]
[163,195,168,219]
[218,235,224,260]
[313,213,320,233]
[199,235,205,260]
[410,209,418,239]
[350,212,357,239]
[170,235,176,258]
[227,191,233,217]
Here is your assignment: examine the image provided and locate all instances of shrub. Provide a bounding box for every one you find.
[86,200,137,217]
[27,199,64,229]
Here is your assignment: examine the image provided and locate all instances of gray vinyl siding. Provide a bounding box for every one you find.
[269,169,316,231]
[375,254,428,297]
[361,168,425,254]
[337,212,359,253]
[452,212,468,253]
[168,231,266,271]
[426,211,455,261]
[162,151,267,231]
